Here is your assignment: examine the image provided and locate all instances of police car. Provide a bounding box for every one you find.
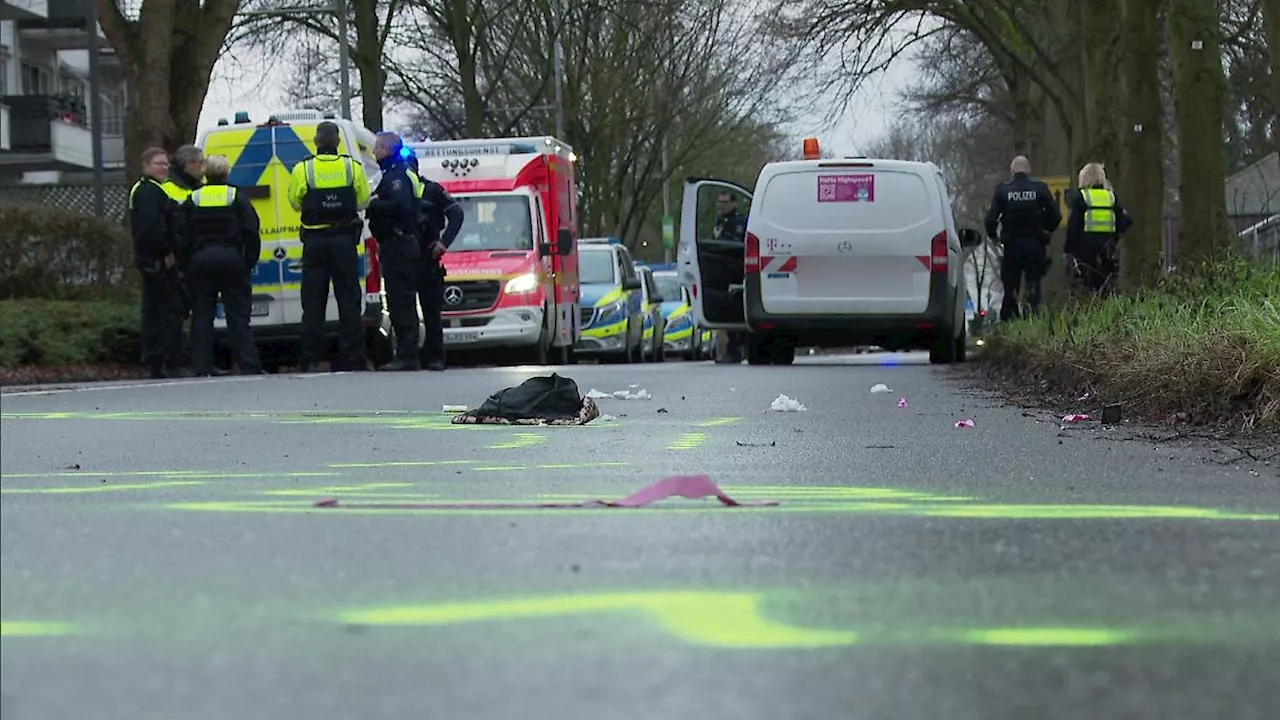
[574,238,646,362]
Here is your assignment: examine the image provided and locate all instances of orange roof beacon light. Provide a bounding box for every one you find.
[802,137,820,160]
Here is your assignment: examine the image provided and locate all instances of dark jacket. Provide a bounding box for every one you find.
[419,177,464,248]
[714,208,747,244]
[1065,185,1133,257]
[367,159,419,240]
[983,172,1063,243]
[173,183,263,271]
[130,176,175,271]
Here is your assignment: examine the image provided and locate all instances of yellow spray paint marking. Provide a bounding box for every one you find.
[334,591,859,649]
[472,462,628,473]
[961,627,1135,646]
[329,460,476,468]
[912,504,1280,521]
[488,433,547,449]
[668,433,707,450]
[0,620,79,637]
[4,470,340,479]
[1,481,206,495]
[695,417,741,427]
[262,483,417,497]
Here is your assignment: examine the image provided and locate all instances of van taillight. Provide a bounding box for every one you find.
[931,231,948,273]
[745,232,761,274]
[365,237,382,293]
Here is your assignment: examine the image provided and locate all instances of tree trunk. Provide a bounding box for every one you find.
[352,0,385,131]
[1263,0,1280,141]
[1168,0,1231,269]
[99,0,240,181]
[1116,0,1166,289]
[1081,0,1123,169]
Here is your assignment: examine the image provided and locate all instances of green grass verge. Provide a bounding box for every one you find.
[0,299,140,368]
[979,260,1280,432]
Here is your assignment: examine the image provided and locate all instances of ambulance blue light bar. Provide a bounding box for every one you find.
[580,237,621,245]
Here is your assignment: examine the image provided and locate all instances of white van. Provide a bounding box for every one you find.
[677,143,982,365]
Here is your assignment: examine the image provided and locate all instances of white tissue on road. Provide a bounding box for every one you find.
[770,394,807,412]
[870,383,893,393]
[442,404,468,412]
[599,414,617,422]
[587,388,653,400]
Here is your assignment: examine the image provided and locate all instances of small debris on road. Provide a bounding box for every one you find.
[897,397,909,409]
[1063,414,1090,423]
[770,394,807,412]
[870,383,893,394]
[736,440,777,447]
[955,419,975,428]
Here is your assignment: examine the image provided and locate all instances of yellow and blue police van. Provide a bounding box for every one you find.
[196,108,403,370]
[574,237,646,362]
[649,266,712,360]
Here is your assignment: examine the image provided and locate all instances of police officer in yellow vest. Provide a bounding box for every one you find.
[1065,162,1132,294]
[163,145,204,203]
[286,121,371,372]
[175,155,265,376]
[130,147,192,379]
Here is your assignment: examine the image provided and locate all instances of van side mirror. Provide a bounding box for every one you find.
[557,228,574,256]
[958,228,982,248]
[652,294,665,304]
[622,277,642,291]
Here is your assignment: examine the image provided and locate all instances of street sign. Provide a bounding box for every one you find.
[662,215,675,249]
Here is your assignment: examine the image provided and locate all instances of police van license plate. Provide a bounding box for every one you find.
[215,301,270,318]
[445,332,479,344]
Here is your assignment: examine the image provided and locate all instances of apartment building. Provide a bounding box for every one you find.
[1,0,127,185]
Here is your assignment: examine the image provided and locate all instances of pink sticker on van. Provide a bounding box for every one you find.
[817,174,875,202]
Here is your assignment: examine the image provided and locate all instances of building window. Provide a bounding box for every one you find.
[21,62,49,95]
[0,47,9,96]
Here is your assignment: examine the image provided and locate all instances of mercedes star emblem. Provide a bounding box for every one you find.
[837,240,853,253]
[443,286,464,306]
[273,247,287,260]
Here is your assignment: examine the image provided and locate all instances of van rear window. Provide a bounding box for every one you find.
[759,170,934,231]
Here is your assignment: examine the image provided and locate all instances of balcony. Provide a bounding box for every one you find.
[16,0,99,51]
[0,94,124,172]
[1,0,49,22]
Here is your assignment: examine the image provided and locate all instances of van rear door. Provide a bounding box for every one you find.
[753,164,938,316]
[677,178,752,331]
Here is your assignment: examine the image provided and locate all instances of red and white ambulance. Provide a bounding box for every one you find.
[376,136,582,365]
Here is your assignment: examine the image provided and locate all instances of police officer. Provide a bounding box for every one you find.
[162,144,206,363]
[407,153,464,372]
[1065,162,1132,295]
[983,155,1063,321]
[174,154,265,377]
[712,191,748,364]
[130,147,192,379]
[367,132,423,371]
[286,121,371,372]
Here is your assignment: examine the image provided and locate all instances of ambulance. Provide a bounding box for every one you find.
[403,136,581,365]
[197,108,401,370]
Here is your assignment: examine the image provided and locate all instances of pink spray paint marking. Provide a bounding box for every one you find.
[313,474,779,510]
[897,397,909,409]
[1062,414,1090,422]
[954,419,975,428]
[818,174,875,203]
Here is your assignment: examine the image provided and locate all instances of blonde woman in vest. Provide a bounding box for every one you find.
[1065,163,1132,294]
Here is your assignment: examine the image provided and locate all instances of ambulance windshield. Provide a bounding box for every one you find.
[449,196,534,251]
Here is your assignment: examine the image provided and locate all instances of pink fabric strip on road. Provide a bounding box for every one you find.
[312,474,779,509]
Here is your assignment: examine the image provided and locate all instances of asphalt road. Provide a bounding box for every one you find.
[2,352,1277,720]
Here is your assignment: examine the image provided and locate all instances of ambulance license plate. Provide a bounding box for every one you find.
[446,332,479,344]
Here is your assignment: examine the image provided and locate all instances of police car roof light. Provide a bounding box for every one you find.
[802,137,820,160]
[233,111,251,124]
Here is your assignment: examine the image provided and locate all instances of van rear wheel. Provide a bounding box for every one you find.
[929,329,958,364]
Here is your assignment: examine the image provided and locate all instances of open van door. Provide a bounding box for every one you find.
[677,178,753,331]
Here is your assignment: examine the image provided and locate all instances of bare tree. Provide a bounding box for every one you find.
[97,0,241,178]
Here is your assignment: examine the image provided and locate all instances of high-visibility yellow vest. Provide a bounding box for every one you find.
[1081,188,1116,234]
[161,178,195,204]
[187,184,239,249]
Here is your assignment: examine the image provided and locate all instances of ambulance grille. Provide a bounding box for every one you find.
[442,280,500,312]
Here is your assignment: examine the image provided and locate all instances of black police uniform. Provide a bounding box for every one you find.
[1066,187,1133,294]
[293,154,367,371]
[175,183,264,375]
[367,158,423,370]
[712,207,748,363]
[414,172,464,370]
[983,172,1063,320]
[130,174,186,378]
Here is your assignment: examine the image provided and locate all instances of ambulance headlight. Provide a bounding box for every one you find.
[504,272,538,295]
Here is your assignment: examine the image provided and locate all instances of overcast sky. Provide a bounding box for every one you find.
[197,50,918,159]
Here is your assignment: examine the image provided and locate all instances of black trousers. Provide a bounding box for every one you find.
[187,245,262,374]
[1073,238,1117,294]
[417,255,446,366]
[1000,237,1047,321]
[379,234,421,361]
[300,227,364,370]
[139,268,185,369]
